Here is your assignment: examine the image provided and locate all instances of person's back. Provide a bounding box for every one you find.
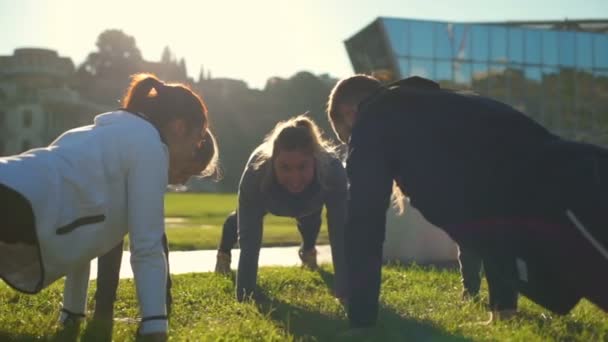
[357,79,559,225]
[0,110,165,291]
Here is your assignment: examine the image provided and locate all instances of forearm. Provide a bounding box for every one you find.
[346,219,384,327]
[61,261,91,321]
[235,208,264,301]
[326,200,348,297]
[236,241,261,301]
[131,244,168,333]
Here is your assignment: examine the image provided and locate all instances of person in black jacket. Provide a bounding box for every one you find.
[327,74,608,328]
[457,245,518,317]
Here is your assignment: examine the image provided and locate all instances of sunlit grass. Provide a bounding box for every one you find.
[126,193,330,251]
[1,265,606,341]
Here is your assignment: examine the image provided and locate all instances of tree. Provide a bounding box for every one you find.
[81,29,143,77]
[161,46,173,64]
[77,29,144,105]
[179,58,187,80]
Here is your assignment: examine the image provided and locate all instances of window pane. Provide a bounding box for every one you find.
[454,62,472,89]
[525,29,542,65]
[410,21,434,58]
[559,31,576,67]
[453,24,471,60]
[383,19,408,56]
[576,33,593,69]
[435,23,453,59]
[410,59,435,79]
[488,64,508,101]
[345,22,395,80]
[509,28,524,64]
[436,61,453,87]
[397,57,409,78]
[542,31,559,66]
[508,66,526,112]
[472,63,489,95]
[542,67,561,132]
[576,69,595,133]
[471,25,489,61]
[559,69,576,135]
[524,67,543,120]
[594,35,608,68]
[593,70,608,133]
[490,26,508,63]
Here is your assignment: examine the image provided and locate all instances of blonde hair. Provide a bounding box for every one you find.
[252,114,337,192]
[196,128,220,179]
[327,75,407,214]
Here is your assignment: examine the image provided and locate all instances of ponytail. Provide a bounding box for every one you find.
[122,73,164,112]
[121,73,207,132]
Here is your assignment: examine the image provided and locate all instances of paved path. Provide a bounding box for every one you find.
[88,245,333,279]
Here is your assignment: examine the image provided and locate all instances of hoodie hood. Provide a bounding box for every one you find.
[93,110,167,144]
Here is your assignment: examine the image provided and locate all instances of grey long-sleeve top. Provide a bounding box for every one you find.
[235,149,348,300]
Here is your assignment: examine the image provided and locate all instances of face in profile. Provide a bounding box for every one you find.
[273,149,315,194]
[167,120,205,184]
[169,155,205,184]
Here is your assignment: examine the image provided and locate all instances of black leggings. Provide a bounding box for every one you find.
[0,183,37,245]
[458,245,519,311]
[218,210,322,253]
[94,235,172,316]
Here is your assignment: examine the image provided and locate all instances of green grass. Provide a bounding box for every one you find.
[1,264,605,341]
[127,193,329,251]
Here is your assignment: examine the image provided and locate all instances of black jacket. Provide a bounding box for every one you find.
[344,77,580,327]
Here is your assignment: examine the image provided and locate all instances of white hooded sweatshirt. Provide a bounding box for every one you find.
[0,110,169,333]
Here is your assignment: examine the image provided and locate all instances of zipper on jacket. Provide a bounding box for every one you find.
[56,214,106,235]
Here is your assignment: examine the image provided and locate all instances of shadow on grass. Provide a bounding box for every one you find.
[252,269,471,342]
[254,293,347,341]
[0,332,42,342]
[0,322,87,342]
[0,317,119,342]
[80,318,114,342]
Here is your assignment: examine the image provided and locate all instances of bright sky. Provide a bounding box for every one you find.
[1,0,607,89]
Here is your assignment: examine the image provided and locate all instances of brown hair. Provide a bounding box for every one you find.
[327,75,407,214]
[253,114,337,191]
[123,73,219,177]
[326,74,382,143]
[122,73,207,132]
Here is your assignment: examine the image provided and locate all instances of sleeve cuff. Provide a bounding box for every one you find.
[139,316,168,334]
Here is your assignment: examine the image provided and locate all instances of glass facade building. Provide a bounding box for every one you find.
[345,18,608,144]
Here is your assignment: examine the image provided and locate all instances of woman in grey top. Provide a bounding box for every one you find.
[214,115,348,302]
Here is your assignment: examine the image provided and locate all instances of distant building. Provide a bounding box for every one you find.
[0,48,105,156]
[345,18,608,144]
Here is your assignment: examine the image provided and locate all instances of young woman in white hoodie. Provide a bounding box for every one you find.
[91,132,217,322]
[0,73,218,340]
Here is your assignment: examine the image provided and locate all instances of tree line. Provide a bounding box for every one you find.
[73,29,340,192]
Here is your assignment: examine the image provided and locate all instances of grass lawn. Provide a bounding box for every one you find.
[0,264,605,341]
[136,193,330,251]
